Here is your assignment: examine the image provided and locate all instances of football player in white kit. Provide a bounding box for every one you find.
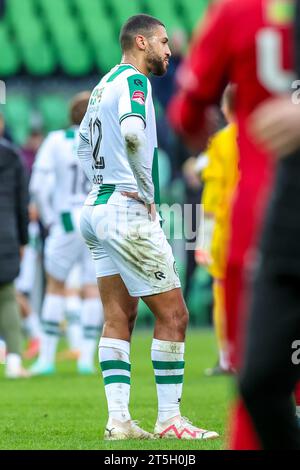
[78,15,218,440]
[30,92,103,375]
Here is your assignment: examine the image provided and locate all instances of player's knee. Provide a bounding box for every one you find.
[103,318,131,340]
[46,275,65,295]
[82,284,99,298]
[163,305,189,335]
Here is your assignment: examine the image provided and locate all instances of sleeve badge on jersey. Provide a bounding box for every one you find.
[131,90,145,105]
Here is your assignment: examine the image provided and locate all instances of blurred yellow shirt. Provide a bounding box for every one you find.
[201,123,239,279]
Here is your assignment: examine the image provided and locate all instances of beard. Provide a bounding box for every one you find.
[146,51,167,76]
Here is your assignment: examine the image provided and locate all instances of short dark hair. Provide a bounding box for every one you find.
[70,91,91,125]
[120,14,165,52]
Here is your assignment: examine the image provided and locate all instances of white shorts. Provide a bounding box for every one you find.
[44,224,96,285]
[80,193,181,297]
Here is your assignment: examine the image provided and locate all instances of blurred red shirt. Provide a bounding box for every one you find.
[169,0,295,265]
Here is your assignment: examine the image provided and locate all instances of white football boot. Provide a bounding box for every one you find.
[104,417,154,440]
[154,415,219,440]
[5,354,30,379]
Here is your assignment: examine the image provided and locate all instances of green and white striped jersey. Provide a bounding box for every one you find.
[78,63,159,206]
[31,127,90,229]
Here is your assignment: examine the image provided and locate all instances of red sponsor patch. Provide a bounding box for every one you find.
[131,90,145,105]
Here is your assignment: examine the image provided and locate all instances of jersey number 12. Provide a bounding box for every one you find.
[89,117,105,169]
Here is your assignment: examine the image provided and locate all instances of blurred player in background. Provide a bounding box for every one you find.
[30,92,103,376]
[238,0,300,447]
[78,14,218,440]
[57,264,85,361]
[195,85,239,376]
[21,129,44,175]
[0,131,29,378]
[169,0,295,449]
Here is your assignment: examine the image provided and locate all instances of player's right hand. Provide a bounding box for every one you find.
[249,97,300,158]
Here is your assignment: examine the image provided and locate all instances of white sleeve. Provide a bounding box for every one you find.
[120,115,154,204]
[77,111,94,183]
[30,134,56,227]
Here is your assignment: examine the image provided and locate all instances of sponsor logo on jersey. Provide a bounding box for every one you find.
[90,87,104,105]
[131,90,145,105]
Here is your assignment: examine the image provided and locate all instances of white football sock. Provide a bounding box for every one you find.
[152,338,185,422]
[65,296,82,351]
[296,406,300,418]
[38,294,64,366]
[219,348,230,370]
[99,337,131,422]
[78,298,103,369]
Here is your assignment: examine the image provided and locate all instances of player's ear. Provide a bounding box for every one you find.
[135,34,147,51]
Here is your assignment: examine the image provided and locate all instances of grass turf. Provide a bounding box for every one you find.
[0,329,233,450]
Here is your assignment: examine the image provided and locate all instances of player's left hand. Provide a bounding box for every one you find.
[146,202,156,222]
[249,97,300,158]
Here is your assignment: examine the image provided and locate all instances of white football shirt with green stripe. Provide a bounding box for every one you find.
[78,63,160,206]
[31,127,90,230]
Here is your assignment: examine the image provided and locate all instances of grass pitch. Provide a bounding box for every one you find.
[0,329,233,450]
